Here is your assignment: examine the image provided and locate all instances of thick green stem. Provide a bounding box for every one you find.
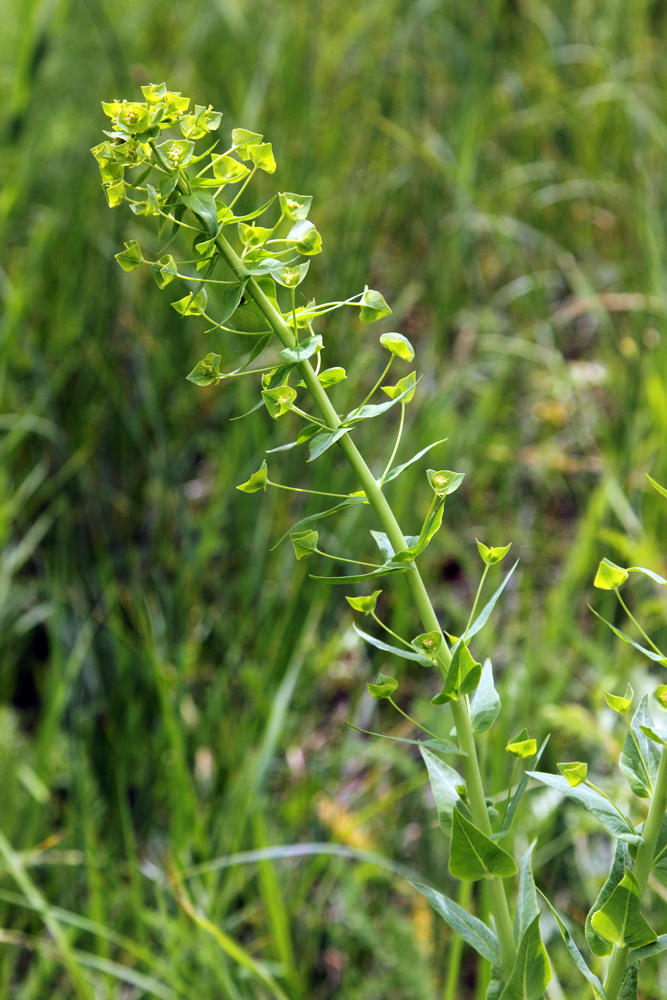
[214,231,517,973]
[604,747,667,1000]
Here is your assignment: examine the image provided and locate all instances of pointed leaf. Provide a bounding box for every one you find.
[270,498,365,550]
[618,964,638,1000]
[427,469,465,497]
[353,624,431,665]
[432,640,481,705]
[630,933,667,961]
[359,287,391,323]
[380,332,415,361]
[586,842,631,957]
[186,352,221,386]
[309,564,411,585]
[499,915,551,1000]
[247,142,276,174]
[236,461,268,493]
[172,288,208,316]
[590,869,657,950]
[411,632,442,660]
[278,335,323,363]
[589,606,667,663]
[347,724,461,755]
[449,809,517,881]
[557,761,588,787]
[471,660,502,732]
[594,557,629,589]
[496,737,549,840]
[605,683,634,714]
[290,529,318,561]
[526,772,642,845]
[627,565,667,585]
[514,844,539,944]
[115,239,143,271]
[410,881,502,970]
[420,747,463,836]
[182,191,219,235]
[476,540,512,565]
[279,192,312,222]
[307,427,349,462]
[538,891,607,999]
[381,439,448,485]
[367,673,398,700]
[382,371,417,403]
[231,128,263,157]
[212,154,251,183]
[346,591,381,615]
[620,696,661,798]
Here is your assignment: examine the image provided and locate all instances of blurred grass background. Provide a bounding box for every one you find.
[2,0,667,997]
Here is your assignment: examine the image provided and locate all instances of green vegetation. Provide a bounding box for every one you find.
[3,2,667,998]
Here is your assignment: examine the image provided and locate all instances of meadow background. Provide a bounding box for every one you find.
[2,1,667,997]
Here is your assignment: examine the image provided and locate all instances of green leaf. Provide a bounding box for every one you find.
[212,154,251,183]
[556,761,588,786]
[307,427,349,462]
[449,808,517,881]
[420,746,463,837]
[187,352,221,387]
[630,933,667,960]
[432,641,481,705]
[310,564,412,585]
[286,220,322,256]
[278,335,323,364]
[590,869,657,950]
[156,138,195,169]
[514,844,539,944]
[347,724,461,755]
[654,685,667,709]
[359,286,392,323]
[344,377,423,425]
[499,915,551,1000]
[114,240,143,271]
[594,557,629,589]
[236,461,268,493]
[476,540,512,565]
[231,128,263,157]
[411,632,441,660]
[632,813,667,886]
[381,439,448,485]
[410,881,502,970]
[379,332,414,361]
[290,529,318,561]
[219,281,249,324]
[627,565,667,585]
[528,772,642,846]
[620,696,661,798]
[367,673,398,700]
[639,724,667,746]
[238,223,273,247]
[538,891,607,999]
[589,606,667,663]
[605,683,634,714]
[279,192,312,221]
[270,262,310,288]
[353,624,431,665]
[495,737,549,841]
[647,473,667,499]
[382,371,417,403]
[262,386,296,419]
[464,561,519,641]
[427,469,465,497]
[618,965,639,1000]
[270,497,366,550]
[150,254,177,288]
[182,191,219,236]
[470,660,501,732]
[247,142,276,173]
[172,288,208,316]
[586,842,631,956]
[346,591,382,615]
[104,179,127,207]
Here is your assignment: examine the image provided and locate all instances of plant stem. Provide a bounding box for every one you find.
[213,231,517,974]
[614,587,665,657]
[379,401,405,484]
[370,610,414,650]
[464,565,489,639]
[604,746,667,1000]
[267,481,350,499]
[387,697,450,744]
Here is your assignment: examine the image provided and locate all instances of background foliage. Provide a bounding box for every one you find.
[2,0,667,996]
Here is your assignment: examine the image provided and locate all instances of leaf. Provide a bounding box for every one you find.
[181,191,219,235]
[347,723,461,755]
[156,138,195,169]
[278,335,323,364]
[647,473,667,499]
[476,540,512,565]
[427,469,465,497]
[471,660,502,732]
[346,591,381,615]
[526,772,642,845]
[290,529,318,561]
[605,683,634,714]
[187,352,221,386]
[506,730,537,759]
[114,240,143,271]
[495,737,549,841]
[464,560,519,642]
[628,565,667,585]
[172,288,208,316]
[236,461,268,493]
[270,262,310,288]
[654,685,667,709]
[262,386,296,419]
[630,933,667,960]
[538,891,607,999]
[247,142,276,173]
[620,695,661,798]
[410,881,502,970]
[306,427,349,462]
[449,808,517,881]
[586,842,631,957]
[314,367,347,388]
[618,964,638,1000]
[420,747,463,836]
[231,128,263,156]
[238,223,273,247]
[270,497,366,550]
[589,606,667,663]
[343,377,423,425]
[212,154,250,183]
[359,287,392,323]
[286,219,322,256]
[381,371,417,403]
[556,761,588,786]
[279,192,313,221]
[411,632,441,660]
[590,869,657,950]
[381,439,448,485]
[432,641,481,705]
[499,915,551,1000]
[310,564,412,585]
[380,332,414,361]
[353,624,431,665]
[594,557,629,589]
[367,673,397,700]
[150,254,177,288]
[514,844,539,944]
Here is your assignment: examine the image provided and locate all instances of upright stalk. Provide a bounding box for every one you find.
[214,232,517,973]
[604,747,667,1000]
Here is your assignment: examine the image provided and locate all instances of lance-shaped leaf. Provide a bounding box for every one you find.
[620,696,661,798]
[262,386,296,419]
[557,761,588,786]
[172,288,208,316]
[381,438,447,485]
[605,683,634,714]
[427,469,465,497]
[348,723,461,755]
[495,737,549,841]
[590,869,657,950]
[236,461,268,493]
[506,729,537,759]
[343,376,423,425]
[420,746,463,836]
[411,632,441,660]
[367,673,398,700]
[186,352,221,387]
[382,371,417,403]
[526,772,642,846]
[359,286,391,323]
[618,964,639,1000]
[307,427,349,462]
[538,891,607,999]
[432,640,481,705]
[181,190,218,235]
[271,497,366,550]
[449,808,517,881]
[471,660,501,732]
[279,192,312,221]
[115,239,143,271]
[594,557,629,589]
[310,563,412,585]
[476,540,512,565]
[630,933,667,961]
[247,142,276,173]
[380,332,414,362]
[410,881,501,970]
[586,841,631,956]
[353,624,431,665]
[628,565,667,585]
[514,843,539,944]
[290,529,318,561]
[461,560,519,643]
[589,606,667,664]
[346,591,382,615]
[231,128,263,157]
[278,335,323,364]
[499,915,551,1000]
